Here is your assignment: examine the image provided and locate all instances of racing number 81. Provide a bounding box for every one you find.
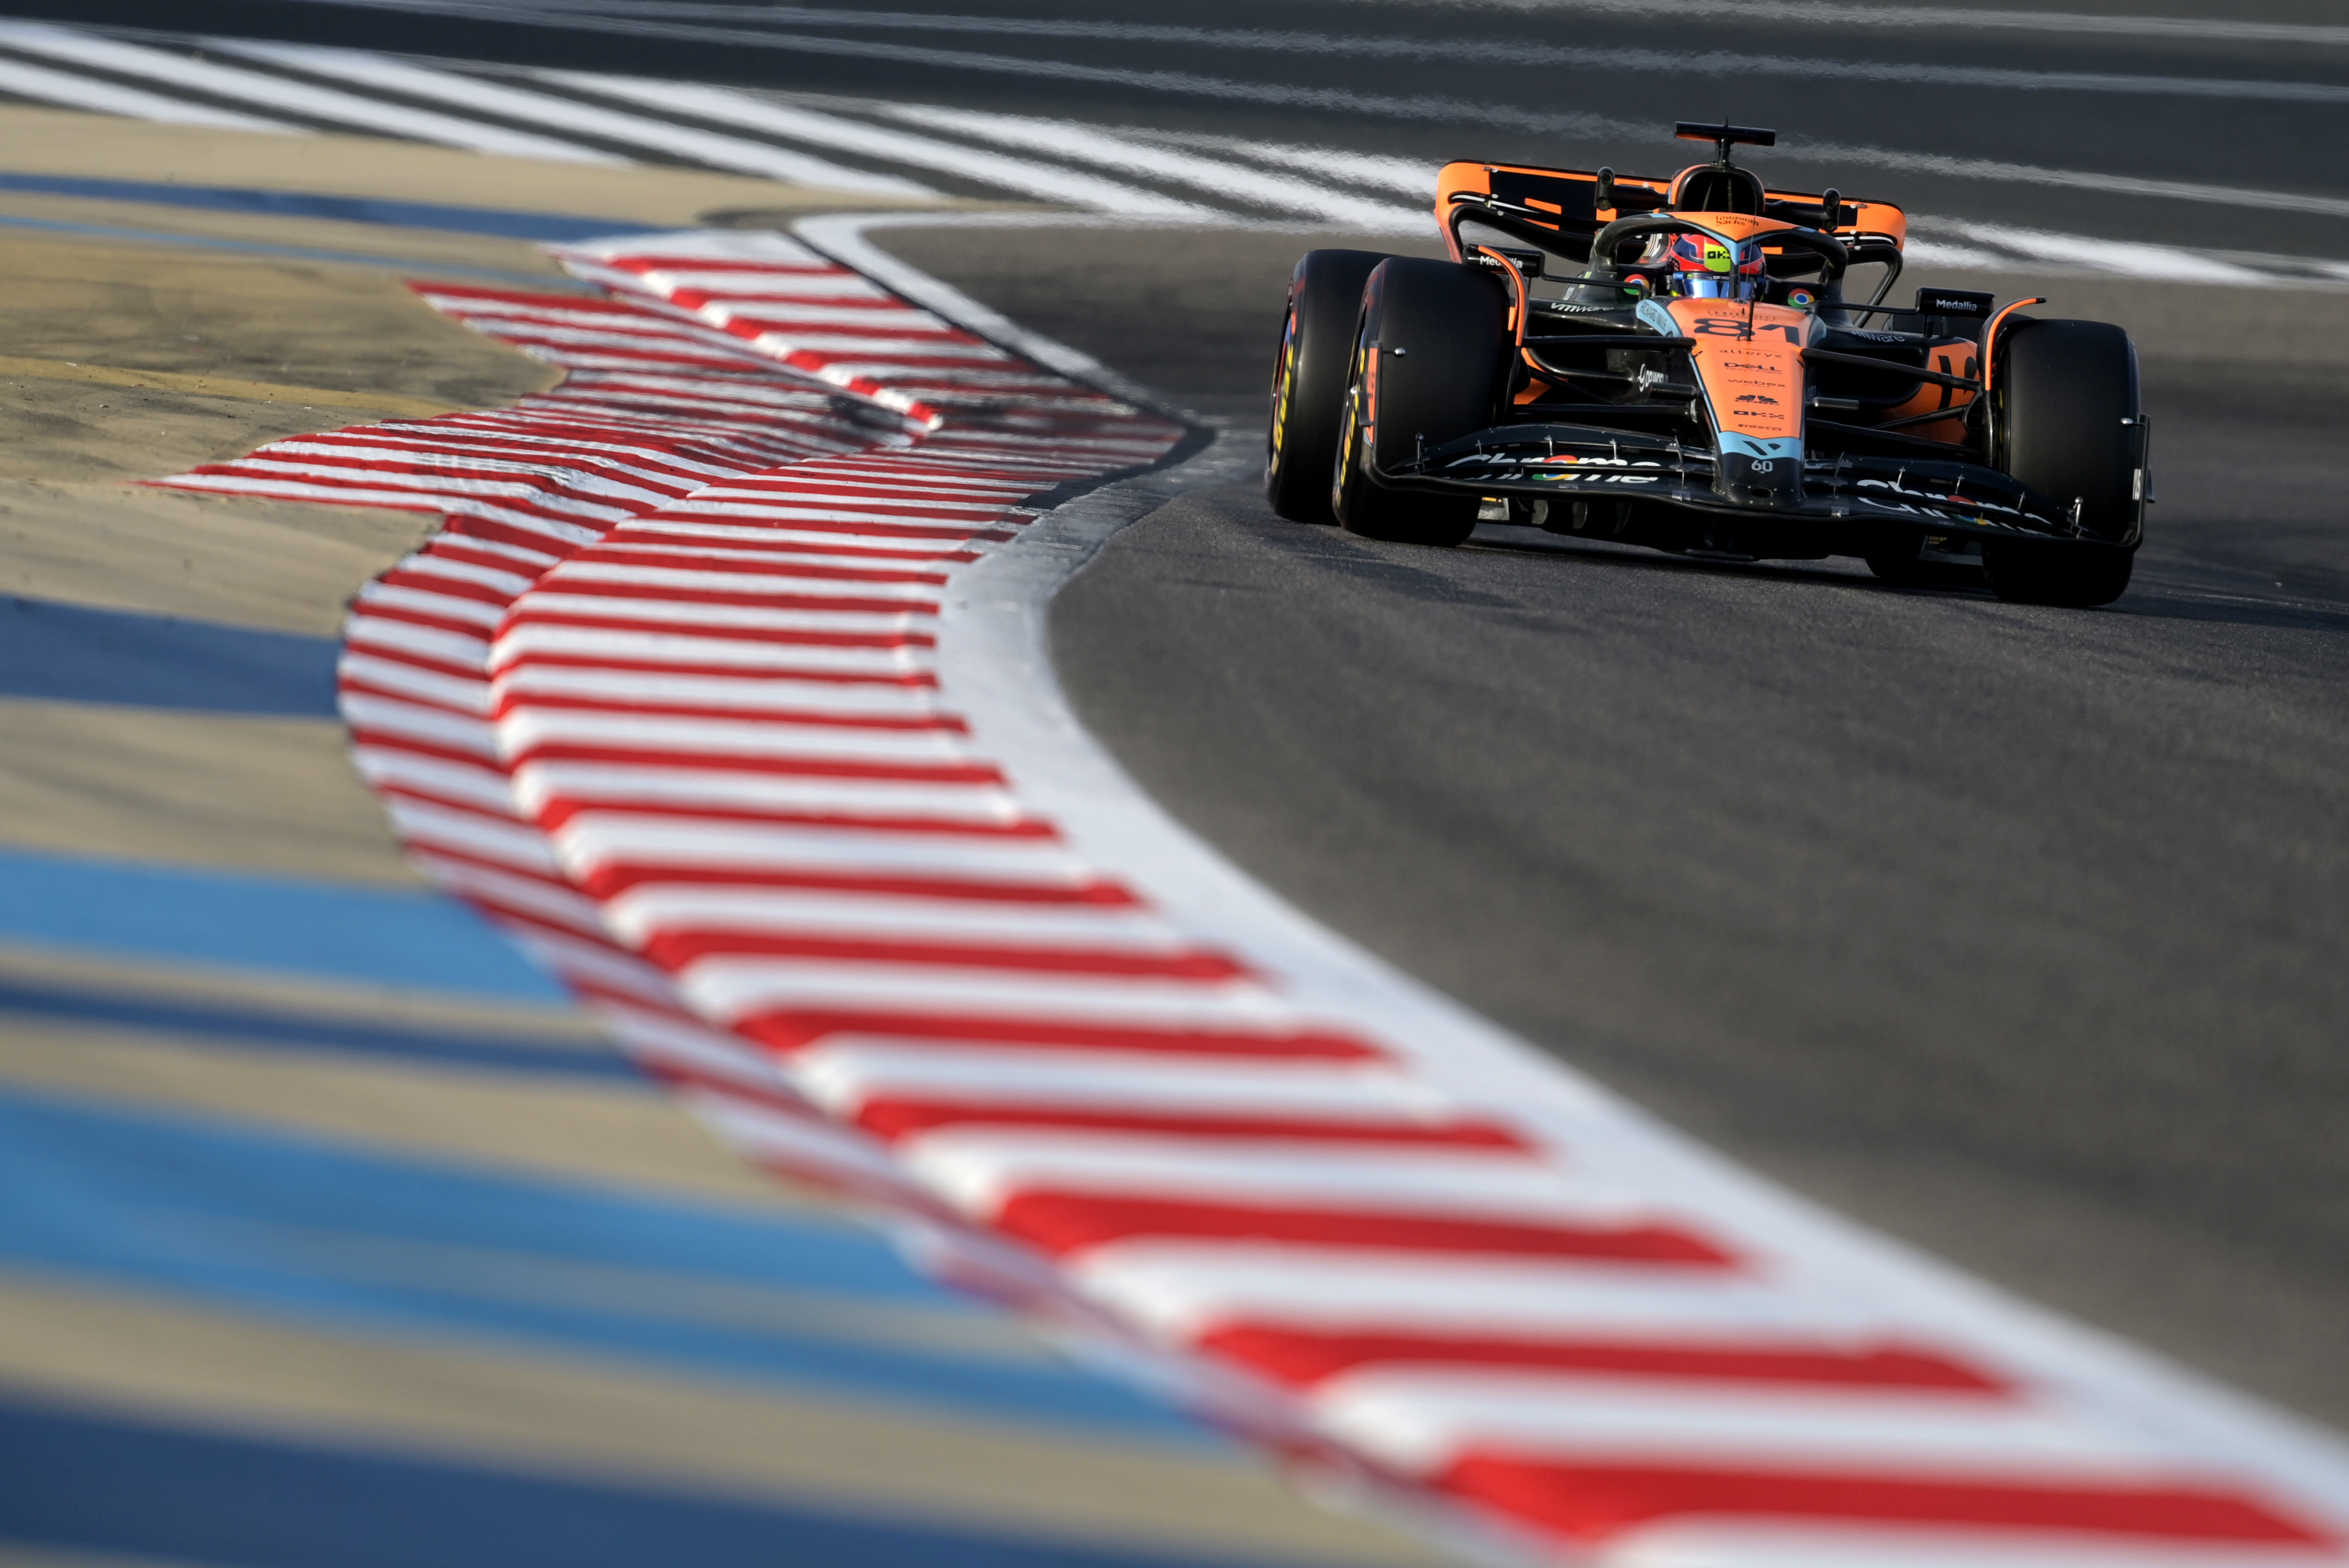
[1693,319,1802,343]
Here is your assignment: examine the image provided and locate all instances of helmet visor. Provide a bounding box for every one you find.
[1661,231,1766,299]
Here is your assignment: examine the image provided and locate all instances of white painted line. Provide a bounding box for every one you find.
[1803,140,2349,224]
[793,212,1182,415]
[0,22,622,163]
[685,7,2349,105]
[886,105,1430,233]
[529,0,2349,51]
[1137,131,1439,202]
[0,53,297,132]
[1924,219,2273,284]
[1307,0,2349,48]
[539,70,1211,220]
[213,40,935,197]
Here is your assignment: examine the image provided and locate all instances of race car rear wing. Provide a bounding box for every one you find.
[1435,160,1908,271]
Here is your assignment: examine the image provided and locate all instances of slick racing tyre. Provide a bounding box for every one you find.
[1985,319,2143,608]
[1331,258,1509,548]
[1267,249,1393,524]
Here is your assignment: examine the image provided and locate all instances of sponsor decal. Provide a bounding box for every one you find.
[1717,433,1803,462]
[1917,288,1995,318]
[1734,393,1780,405]
[1786,287,1818,310]
[1532,455,1662,470]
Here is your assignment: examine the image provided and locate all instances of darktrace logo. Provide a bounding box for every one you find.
[1735,393,1780,404]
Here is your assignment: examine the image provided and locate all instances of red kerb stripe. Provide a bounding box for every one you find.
[1196,1324,2007,1392]
[644,930,1254,982]
[992,1193,1735,1265]
[735,1011,1377,1060]
[856,1101,1529,1149]
[1443,1454,2334,1546]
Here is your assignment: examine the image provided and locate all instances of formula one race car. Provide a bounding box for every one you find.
[1267,123,2150,606]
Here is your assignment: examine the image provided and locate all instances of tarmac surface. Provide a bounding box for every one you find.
[875,225,2349,1431]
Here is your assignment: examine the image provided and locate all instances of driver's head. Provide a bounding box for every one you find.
[1658,231,1765,299]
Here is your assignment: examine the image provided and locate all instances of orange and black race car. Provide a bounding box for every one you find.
[1267,122,2150,606]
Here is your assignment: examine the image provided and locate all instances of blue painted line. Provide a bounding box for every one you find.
[0,171,661,243]
[0,1089,1207,1437]
[0,214,600,289]
[0,848,567,1001]
[0,973,635,1080]
[0,1396,1270,1568]
[0,594,339,714]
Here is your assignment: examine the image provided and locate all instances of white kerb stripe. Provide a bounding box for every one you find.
[497,710,970,761]
[486,624,933,673]
[0,53,296,132]
[604,889,1167,950]
[498,598,933,635]
[549,821,1085,880]
[888,106,1430,233]
[1069,1247,1883,1341]
[680,963,1292,1032]
[221,43,934,198]
[1313,1372,2173,1478]
[1572,1526,2335,1568]
[796,1045,1463,1119]
[540,72,1214,219]
[0,24,622,164]
[507,766,1008,822]
[490,666,947,713]
[900,1133,1609,1220]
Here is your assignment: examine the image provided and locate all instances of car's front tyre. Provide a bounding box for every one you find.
[1267,249,1394,525]
[1985,318,2143,608]
[1330,258,1510,548]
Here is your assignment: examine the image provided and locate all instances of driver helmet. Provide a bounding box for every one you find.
[1655,230,1766,300]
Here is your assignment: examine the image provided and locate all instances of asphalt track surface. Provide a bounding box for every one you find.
[872,219,2349,1430]
[24,0,2346,1438]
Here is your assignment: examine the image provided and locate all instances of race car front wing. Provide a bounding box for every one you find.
[1374,421,2098,548]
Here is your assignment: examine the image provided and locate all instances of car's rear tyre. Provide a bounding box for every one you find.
[1985,318,2143,608]
[1267,250,1393,525]
[1331,258,1509,547]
